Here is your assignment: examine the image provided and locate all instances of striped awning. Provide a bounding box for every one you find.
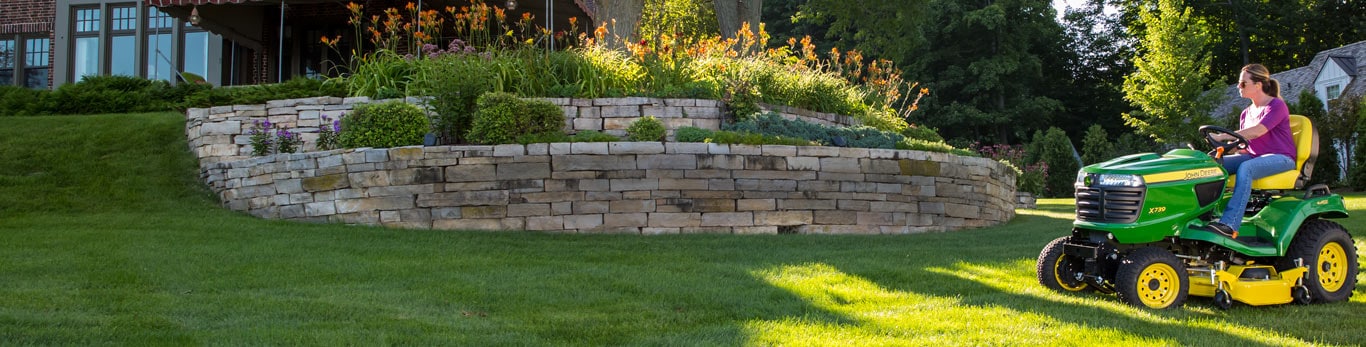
[145,0,253,6]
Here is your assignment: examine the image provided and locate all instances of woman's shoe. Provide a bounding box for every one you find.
[1207,222,1239,238]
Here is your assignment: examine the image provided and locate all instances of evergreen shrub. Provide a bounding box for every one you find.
[626,116,667,141]
[338,101,431,148]
[467,92,565,145]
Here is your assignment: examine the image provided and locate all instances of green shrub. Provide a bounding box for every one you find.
[338,101,431,148]
[674,126,714,142]
[626,116,667,141]
[48,75,177,115]
[182,77,347,109]
[896,138,978,157]
[725,112,904,149]
[0,86,48,116]
[414,54,498,144]
[467,92,565,145]
[514,130,619,144]
[1081,124,1115,165]
[569,130,620,142]
[901,123,945,143]
[1025,127,1081,198]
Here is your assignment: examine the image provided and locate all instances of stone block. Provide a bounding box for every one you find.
[754,211,812,225]
[201,121,242,136]
[519,191,585,203]
[736,199,775,211]
[525,216,564,230]
[363,149,389,163]
[446,164,496,182]
[417,190,509,207]
[298,173,349,192]
[837,200,871,212]
[564,214,604,229]
[682,106,720,118]
[572,201,609,214]
[708,179,736,190]
[348,171,391,188]
[603,117,635,130]
[820,157,861,173]
[871,201,916,213]
[386,167,441,185]
[857,212,898,225]
[665,142,709,154]
[600,213,648,228]
[900,159,942,176]
[305,201,337,216]
[697,154,745,170]
[366,184,437,197]
[389,147,425,161]
[610,142,666,155]
[637,154,696,170]
[493,144,525,157]
[945,203,981,219]
[335,196,415,214]
[573,117,603,131]
[658,179,708,191]
[610,178,659,191]
[701,212,753,227]
[554,155,636,171]
[779,199,836,210]
[798,146,842,157]
[496,162,551,180]
[601,105,640,118]
[609,200,656,213]
[461,205,507,218]
[507,203,550,217]
[812,210,857,225]
[648,212,701,227]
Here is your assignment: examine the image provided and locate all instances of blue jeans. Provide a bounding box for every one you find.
[1219,154,1295,231]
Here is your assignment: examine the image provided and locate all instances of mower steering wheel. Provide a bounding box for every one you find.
[1198,125,1248,158]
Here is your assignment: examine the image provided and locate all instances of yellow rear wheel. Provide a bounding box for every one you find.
[1285,219,1358,303]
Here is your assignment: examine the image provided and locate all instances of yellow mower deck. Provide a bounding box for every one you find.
[1189,264,1308,306]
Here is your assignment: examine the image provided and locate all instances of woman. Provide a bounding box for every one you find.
[1208,64,1298,238]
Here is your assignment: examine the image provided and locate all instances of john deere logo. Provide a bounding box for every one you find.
[1144,168,1223,184]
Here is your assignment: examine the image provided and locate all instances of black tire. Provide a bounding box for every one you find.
[1214,289,1233,310]
[1283,219,1358,303]
[1115,247,1189,309]
[1037,236,1093,293]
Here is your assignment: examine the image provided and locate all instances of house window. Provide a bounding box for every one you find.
[0,39,14,85]
[73,7,102,81]
[146,7,174,82]
[1326,85,1342,100]
[183,22,209,81]
[24,37,51,89]
[110,5,137,77]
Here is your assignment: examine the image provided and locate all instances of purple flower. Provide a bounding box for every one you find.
[333,119,342,132]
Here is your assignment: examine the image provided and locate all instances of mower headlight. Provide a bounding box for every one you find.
[1075,170,1088,188]
[1097,174,1144,187]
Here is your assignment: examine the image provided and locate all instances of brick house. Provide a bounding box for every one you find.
[2,0,592,89]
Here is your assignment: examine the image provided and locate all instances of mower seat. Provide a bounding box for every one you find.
[1233,114,1318,190]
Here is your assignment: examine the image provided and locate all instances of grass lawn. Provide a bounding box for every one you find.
[1,112,1363,346]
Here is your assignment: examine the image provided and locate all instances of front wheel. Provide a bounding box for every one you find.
[1115,247,1189,309]
[1284,219,1358,303]
[1037,236,1092,293]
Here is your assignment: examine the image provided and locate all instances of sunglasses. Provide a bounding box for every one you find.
[1238,80,1259,88]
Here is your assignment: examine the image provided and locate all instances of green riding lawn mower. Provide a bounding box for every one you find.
[1037,115,1358,309]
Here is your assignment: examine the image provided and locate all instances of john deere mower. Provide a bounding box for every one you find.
[1037,115,1358,309]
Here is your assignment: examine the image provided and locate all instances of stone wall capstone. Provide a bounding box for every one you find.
[186,97,1017,234]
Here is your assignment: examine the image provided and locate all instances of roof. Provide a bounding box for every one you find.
[1212,40,1366,118]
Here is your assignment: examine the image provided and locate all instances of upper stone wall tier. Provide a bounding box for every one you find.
[184,97,861,168]
[185,97,1016,235]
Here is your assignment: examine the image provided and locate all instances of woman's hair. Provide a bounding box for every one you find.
[1242,64,1281,98]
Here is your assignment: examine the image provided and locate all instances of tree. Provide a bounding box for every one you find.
[640,0,718,39]
[594,0,647,44]
[791,0,930,65]
[1081,124,1115,165]
[905,0,1064,144]
[1052,0,1133,143]
[1349,96,1366,190]
[1025,127,1081,198]
[714,0,763,39]
[1121,0,1221,146]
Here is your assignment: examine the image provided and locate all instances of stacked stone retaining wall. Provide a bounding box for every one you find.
[186,97,1017,234]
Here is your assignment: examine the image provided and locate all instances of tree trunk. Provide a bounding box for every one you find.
[594,0,647,47]
[714,0,762,39]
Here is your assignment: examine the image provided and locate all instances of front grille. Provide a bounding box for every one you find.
[1075,186,1145,223]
